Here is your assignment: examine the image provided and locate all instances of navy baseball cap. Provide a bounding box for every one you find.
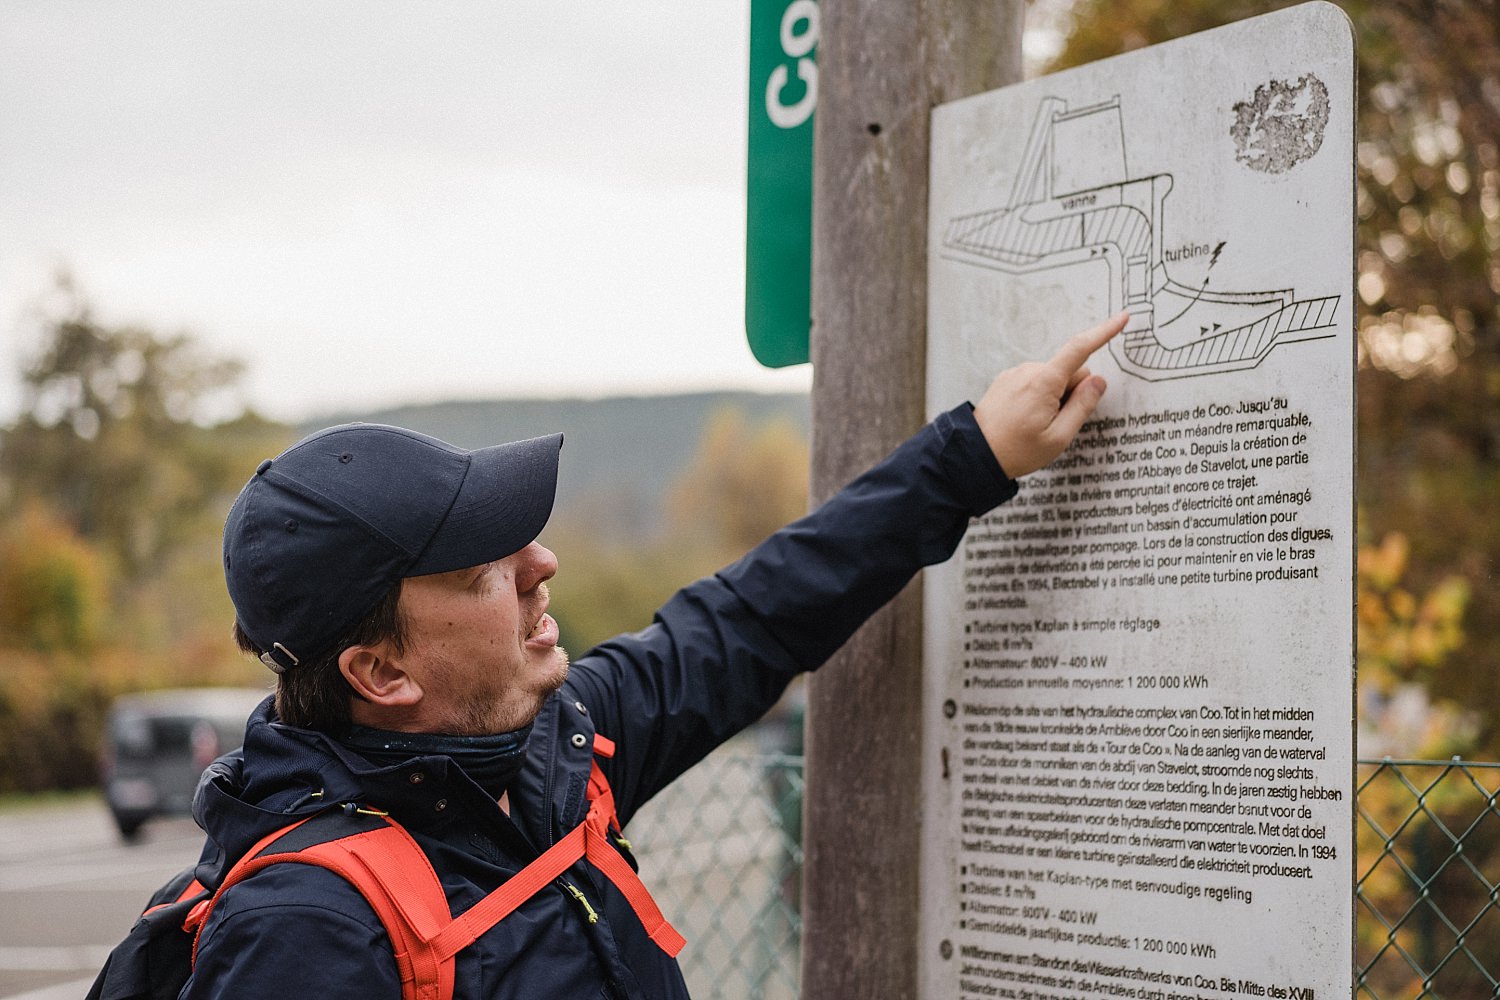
[224,424,563,673]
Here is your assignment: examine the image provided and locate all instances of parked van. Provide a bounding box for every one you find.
[100,687,268,840]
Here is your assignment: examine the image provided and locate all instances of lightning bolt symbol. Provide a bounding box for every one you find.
[1209,241,1226,269]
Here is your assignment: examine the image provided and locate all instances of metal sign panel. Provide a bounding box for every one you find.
[921,5,1355,997]
[745,0,817,369]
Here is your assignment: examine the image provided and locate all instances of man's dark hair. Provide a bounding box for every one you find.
[233,583,407,731]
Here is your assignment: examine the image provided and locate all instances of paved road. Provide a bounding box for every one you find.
[0,747,801,1000]
[0,797,203,999]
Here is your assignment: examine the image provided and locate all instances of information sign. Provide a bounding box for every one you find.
[745,0,817,368]
[921,5,1355,997]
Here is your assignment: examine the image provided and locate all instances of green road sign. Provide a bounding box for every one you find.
[746,0,817,368]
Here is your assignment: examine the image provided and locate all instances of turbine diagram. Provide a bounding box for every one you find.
[941,96,1340,381]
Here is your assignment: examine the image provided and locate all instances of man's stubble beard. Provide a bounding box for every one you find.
[444,645,571,736]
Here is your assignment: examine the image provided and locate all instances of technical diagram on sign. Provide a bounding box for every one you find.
[939,94,1341,382]
[921,8,1356,999]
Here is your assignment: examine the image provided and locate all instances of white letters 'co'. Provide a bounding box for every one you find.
[765,0,819,129]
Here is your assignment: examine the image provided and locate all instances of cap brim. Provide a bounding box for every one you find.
[407,432,563,576]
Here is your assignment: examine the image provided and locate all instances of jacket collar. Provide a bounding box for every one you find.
[192,690,598,865]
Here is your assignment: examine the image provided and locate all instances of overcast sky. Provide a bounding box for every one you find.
[0,2,817,424]
[0,4,1068,425]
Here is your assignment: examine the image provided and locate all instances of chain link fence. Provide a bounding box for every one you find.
[630,741,804,1000]
[632,748,1500,1000]
[1358,757,1500,999]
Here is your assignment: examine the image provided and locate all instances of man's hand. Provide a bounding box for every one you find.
[973,312,1128,478]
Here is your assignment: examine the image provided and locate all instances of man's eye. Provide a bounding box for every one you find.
[470,563,503,589]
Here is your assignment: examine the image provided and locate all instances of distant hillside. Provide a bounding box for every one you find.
[303,391,810,537]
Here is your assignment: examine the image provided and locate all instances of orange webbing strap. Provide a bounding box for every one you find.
[278,824,456,1000]
[427,821,587,960]
[429,736,684,960]
[581,771,686,956]
[185,813,319,942]
[427,766,687,959]
[581,733,683,952]
[142,878,207,918]
[189,816,454,1000]
[186,733,684,1000]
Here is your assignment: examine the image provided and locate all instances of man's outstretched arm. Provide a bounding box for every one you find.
[569,313,1126,818]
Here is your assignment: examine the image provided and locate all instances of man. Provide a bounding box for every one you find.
[187,314,1126,998]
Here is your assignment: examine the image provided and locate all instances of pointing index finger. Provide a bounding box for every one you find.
[1048,311,1129,378]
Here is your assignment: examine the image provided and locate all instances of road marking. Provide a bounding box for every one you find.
[0,861,195,893]
[3,975,101,1000]
[0,947,112,972]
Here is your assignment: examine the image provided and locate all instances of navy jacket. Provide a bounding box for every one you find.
[184,404,1017,1000]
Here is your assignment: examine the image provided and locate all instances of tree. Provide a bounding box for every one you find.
[665,408,811,561]
[0,281,285,792]
[0,278,285,582]
[1357,530,1471,755]
[548,408,811,655]
[1046,0,1500,750]
[0,503,108,655]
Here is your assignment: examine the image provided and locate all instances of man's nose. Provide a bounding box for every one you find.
[519,542,558,591]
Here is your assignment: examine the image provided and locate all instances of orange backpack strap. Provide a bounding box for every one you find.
[189,812,454,1000]
[186,733,683,1000]
[141,877,206,918]
[427,820,587,959]
[429,734,685,960]
[274,822,454,1000]
[581,736,686,955]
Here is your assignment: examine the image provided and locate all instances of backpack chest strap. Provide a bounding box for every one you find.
[428,755,685,960]
[188,734,683,1000]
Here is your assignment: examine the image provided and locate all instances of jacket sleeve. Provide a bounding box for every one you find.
[566,403,1017,824]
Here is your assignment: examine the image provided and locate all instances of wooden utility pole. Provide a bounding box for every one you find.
[803,4,1023,997]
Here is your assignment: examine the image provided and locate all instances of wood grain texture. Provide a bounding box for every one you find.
[803,3,1023,997]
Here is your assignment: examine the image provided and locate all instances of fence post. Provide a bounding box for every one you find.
[803,4,1024,997]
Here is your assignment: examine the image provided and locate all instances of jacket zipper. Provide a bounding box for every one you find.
[540,698,560,847]
[560,879,599,924]
[559,879,630,1000]
[543,706,633,1000]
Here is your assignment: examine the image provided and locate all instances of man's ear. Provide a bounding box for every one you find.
[338,643,423,708]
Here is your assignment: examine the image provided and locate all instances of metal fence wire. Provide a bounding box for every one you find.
[631,752,1500,1000]
[630,745,805,1000]
[1358,758,1500,1000]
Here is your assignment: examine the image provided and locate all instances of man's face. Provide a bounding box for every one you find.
[393,542,570,735]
